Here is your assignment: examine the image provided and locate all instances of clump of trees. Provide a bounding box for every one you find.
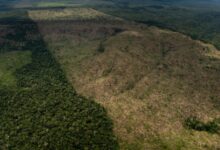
[97,41,105,53]
[185,116,220,134]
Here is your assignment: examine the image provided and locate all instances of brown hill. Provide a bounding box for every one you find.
[30,8,220,149]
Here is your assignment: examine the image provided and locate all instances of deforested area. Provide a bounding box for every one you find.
[0,0,220,150]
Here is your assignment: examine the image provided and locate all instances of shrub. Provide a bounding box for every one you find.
[185,116,220,134]
[97,42,105,53]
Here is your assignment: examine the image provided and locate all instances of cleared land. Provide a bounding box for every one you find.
[28,8,113,21]
[30,8,220,149]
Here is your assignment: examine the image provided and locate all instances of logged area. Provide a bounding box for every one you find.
[30,8,220,149]
[0,0,220,149]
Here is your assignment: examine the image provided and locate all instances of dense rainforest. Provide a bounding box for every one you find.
[0,12,118,149]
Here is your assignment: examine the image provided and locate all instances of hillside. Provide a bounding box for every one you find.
[94,0,220,50]
[30,8,220,149]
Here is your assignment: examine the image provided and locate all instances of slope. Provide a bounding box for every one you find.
[30,8,220,149]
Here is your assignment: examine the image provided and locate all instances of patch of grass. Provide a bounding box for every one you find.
[0,51,31,87]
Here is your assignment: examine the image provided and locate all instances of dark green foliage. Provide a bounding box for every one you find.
[0,15,118,149]
[96,3,220,50]
[185,117,220,134]
[97,42,105,53]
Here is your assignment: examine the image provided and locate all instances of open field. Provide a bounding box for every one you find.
[30,8,220,149]
[28,8,116,21]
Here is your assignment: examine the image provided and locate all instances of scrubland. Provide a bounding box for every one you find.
[29,8,220,149]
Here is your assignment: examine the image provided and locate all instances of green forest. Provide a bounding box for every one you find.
[0,12,118,149]
[95,1,220,49]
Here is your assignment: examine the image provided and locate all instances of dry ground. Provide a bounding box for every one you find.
[30,8,220,149]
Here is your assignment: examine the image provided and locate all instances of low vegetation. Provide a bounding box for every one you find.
[32,8,220,149]
[28,8,113,21]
